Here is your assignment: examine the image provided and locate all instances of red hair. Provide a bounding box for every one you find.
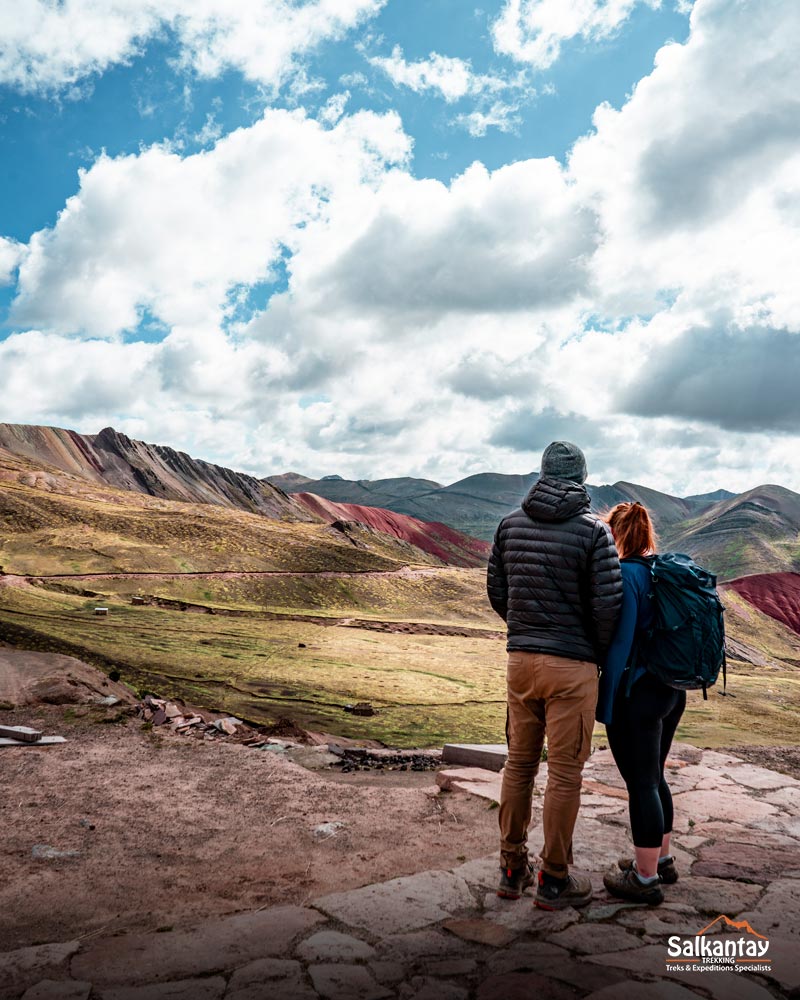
[604,502,657,560]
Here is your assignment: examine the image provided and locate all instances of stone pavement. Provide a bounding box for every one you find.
[3,745,799,1000]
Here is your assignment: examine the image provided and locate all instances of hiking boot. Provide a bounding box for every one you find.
[497,860,536,899]
[617,855,678,884]
[603,866,664,905]
[534,870,593,910]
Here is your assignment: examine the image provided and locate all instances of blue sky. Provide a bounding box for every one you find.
[0,0,798,494]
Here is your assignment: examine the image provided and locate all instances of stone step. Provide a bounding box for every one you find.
[441,744,507,772]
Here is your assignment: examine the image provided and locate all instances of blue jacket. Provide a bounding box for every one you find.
[596,558,654,725]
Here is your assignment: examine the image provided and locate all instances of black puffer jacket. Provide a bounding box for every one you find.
[487,476,622,662]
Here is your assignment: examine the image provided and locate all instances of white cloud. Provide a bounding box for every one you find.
[4,0,800,496]
[455,100,522,137]
[368,45,512,102]
[492,0,661,69]
[0,0,384,94]
[0,237,24,285]
[11,108,410,337]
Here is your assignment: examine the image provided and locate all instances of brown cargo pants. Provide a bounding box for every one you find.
[499,651,598,878]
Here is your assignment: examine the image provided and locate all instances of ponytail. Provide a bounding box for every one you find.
[604,501,657,559]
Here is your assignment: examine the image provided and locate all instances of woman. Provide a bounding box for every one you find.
[597,502,686,906]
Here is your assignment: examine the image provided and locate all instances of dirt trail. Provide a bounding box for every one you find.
[15,566,445,582]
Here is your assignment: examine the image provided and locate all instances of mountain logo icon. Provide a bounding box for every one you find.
[696,914,768,939]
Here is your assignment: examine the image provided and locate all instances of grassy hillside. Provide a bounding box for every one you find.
[3,562,799,747]
[663,485,800,580]
[0,452,439,576]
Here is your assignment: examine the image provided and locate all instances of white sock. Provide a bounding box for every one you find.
[632,861,659,884]
[659,855,672,863]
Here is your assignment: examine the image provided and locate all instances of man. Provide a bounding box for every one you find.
[487,441,622,910]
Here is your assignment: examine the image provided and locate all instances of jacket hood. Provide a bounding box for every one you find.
[522,475,591,523]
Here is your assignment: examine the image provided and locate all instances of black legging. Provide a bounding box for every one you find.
[605,672,687,848]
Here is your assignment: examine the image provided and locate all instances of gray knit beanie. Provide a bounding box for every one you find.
[540,441,587,484]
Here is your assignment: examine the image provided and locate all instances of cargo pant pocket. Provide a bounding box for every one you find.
[574,709,595,762]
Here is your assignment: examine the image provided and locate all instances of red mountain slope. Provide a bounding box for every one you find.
[294,492,490,568]
[726,572,800,636]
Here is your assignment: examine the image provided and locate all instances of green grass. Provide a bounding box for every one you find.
[3,573,800,748]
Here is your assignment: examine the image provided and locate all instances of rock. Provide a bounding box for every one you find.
[31,845,81,861]
[762,934,800,994]
[96,978,226,1000]
[475,971,578,1000]
[585,983,699,1000]
[420,958,477,976]
[762,785,800,811]
[0,942,80,997]
[547,962,633,994]
[296,931,375,963]
[672,788,779,827]
[227,959,302,990]
[312,822,345,840]
[288,748,342,770]
[691,842,800,882]
[738,877,800,938]
[71,907,325,985]
[308,964,392,1000]
[314,871,473,938]
[369,961,406,985]
[213,719,237,736]
[548,923,644,955]
[665,876,763,916]
[441,918,516,948]
[407,981,468,1000]
[483,941,569,976]
[450,856,501,892]
[721,764,800,790]
[151,709,167,726]
[436,769,502,804]
[21,982,91,1000]
[378,930,471,962]
[481,893,580,935]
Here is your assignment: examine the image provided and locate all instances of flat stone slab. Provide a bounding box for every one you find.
[585,984,700,1000]
[436,768,502,803]
[442,918,516,948]
[739,877,800,938]
[314,871,473,938]
[666,876,763,916]
[296,931,375,963]
[548,922,644,954]
[21,983,91,1000]
[671,788,778,826]
[227,959,302,990]
[475,971,578,1000]
[0,941,80,997]
[97,978,226,1000]
[442,745,507,772]
[407,982,467,1000]
[71,907,324,986]
[450,855,501,892]
[308,964,391,1000]
[692,842,800,882]
[720,764,800,790]
[481,894,580,935]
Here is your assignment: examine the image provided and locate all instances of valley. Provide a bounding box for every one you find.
[2,422,800,749]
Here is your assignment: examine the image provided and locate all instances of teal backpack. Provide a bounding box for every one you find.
[628,553,726,699]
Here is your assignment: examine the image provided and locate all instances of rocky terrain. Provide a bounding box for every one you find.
[1,728,798,1000]
[294,492,490,568]
[0,423,311,521]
